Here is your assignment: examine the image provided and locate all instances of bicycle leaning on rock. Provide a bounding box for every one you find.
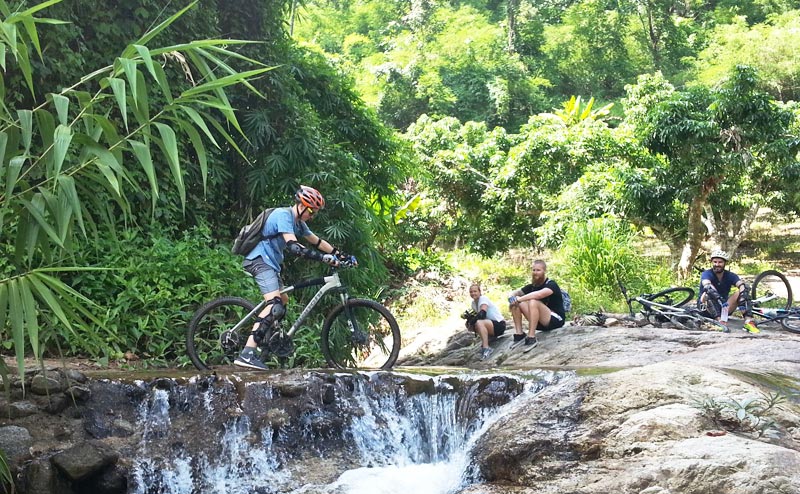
[186,260,402,371]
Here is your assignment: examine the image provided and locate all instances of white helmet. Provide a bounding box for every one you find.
[710,249,730,261]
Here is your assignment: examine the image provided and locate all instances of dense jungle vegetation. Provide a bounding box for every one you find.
[1,0,799,373]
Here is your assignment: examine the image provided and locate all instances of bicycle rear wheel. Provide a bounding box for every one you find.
[644,287,695,308]
[321,298,401,370]
[186,297,257,371]
[780,313,800,334]
[751,270,792,311]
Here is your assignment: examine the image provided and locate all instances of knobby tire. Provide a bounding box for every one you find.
[644,287,695,308]
[751,270,792,311]
[780,313,800,334]
[320,298,401,370]
[187,297,256,371]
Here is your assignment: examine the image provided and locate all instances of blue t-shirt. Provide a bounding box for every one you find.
[698,269,740,301]
[245,207,311,272]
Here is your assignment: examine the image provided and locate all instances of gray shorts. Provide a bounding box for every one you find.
[243,258,282,294]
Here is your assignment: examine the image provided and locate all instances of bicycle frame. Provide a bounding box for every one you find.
[620,283,728,331]
[227,271,348,339]
[743,293,800,324]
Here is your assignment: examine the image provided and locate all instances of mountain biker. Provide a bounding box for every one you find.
[507,260,565,349]
[235,185,353,370]
[697,249,757,332]
[465,284,507,360]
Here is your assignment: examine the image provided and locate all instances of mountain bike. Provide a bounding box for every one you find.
[186,261,402,371]
[618,281,730,331]
[742,270,800,334]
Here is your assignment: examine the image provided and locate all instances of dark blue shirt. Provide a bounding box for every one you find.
[698,269,740,301]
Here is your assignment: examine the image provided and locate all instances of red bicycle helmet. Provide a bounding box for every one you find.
[295,185,326,210]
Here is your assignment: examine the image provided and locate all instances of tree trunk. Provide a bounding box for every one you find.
[677,188,712,280]
[707,203,760,256]
[506,0,519,54]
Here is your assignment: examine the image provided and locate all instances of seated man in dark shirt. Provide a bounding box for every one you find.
[508,259,565,349]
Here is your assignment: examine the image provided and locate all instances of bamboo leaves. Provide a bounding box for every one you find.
[0,0,273,378]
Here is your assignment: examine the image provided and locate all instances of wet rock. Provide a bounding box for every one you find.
[51,440,119,482]
[74,464,127,494]
[21,458,74,494]
[275,381,307,398]
[0,425,33,463]
[8,400,39,419]
[31,373,64,395]
[41,393,72,414]
[65,385,91,401]
[321,383,336,404]
[63,369,88,384]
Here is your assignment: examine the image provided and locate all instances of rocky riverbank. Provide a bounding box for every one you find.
[2,318,800,494]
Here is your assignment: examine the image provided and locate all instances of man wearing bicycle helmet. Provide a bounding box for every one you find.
[235,185,354,370]
[698,249,757,332]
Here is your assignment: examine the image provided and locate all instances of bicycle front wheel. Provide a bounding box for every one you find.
[751,270,792,311]
[186,297,257,371]
[780,313,800,334]
[644,287,695,308]
[321,298,401,370]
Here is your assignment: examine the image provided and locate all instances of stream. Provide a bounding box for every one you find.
[121,370,566,494]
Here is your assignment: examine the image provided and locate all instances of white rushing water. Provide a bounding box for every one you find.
[129,372,554,494]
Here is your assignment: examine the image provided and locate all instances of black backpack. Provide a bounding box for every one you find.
[231,207,278,256]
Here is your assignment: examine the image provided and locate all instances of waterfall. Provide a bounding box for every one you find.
[127,371,562,494]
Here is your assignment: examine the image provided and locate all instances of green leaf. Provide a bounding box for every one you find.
[16,0,64,17]
[56,175,85,235]
[107,77,128,130]
[6,155,25,200]
[133,45,172,103]
[122,1,198,56]
[21,196,64,247]
[19,278,39,358]
[154,122,185,207]
[52,93,69,125]
[178,106,218,147]
[20,16,43,59]
[180,67,271,99]
[7,280,26,379]
[116,58,138,109]
[0,283,8,347]
[17,109,33,151]
[128,138,158,209]
[27,273,72,330]
[177,119,207,192]
[52,124,72,177]
[15,39,35,97]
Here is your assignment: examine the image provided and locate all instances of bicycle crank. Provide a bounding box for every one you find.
[267,334,295,358]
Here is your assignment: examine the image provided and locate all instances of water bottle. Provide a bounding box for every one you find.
[720,303,729,323]
[763,309,778,318]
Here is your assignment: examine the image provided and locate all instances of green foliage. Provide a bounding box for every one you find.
[695,12,800,101]
[383,247,453,278]
[561,217,644,291]
[0,0,269,375]
[0,446,11,494]
[59,227,256,364]
[693,391,787,437]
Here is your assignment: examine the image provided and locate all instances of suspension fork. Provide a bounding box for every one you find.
[340,291,368,344]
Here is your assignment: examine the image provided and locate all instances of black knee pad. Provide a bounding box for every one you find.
[270,297,286,321]
[251,297,285,344]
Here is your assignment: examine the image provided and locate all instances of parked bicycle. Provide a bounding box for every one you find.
[742,269,800,334]
[618,281,730,332]
[186,261,402,371]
